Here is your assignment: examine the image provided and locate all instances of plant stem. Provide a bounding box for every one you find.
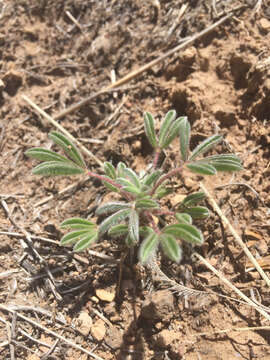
[87,171,134,200]
[153,150,160,169]
[144,211,161,235]
[152,209,175,216]
[150,166,183,195]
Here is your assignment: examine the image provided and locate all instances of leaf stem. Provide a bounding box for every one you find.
[144,211,161,235]
[150,166,183,195]
[153,150,161,169]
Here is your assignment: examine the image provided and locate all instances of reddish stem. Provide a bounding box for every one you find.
[150,166,183,196]
[144,211,161,235]
[153,150,161,169]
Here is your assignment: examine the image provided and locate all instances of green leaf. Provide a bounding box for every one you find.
[125,234,134,247]
[160,116,183,149]
[104,162,116,179]
[175,213,192,224]
[49,131,85,168]
[96,202,130,215]
[128,209,139,243]
[25,148,71,163]
[179,117,190,161]
[116,177,135,188]
[160,234,182,263]
[32,161,84,176]
[102,180,120,193]
[164,223,203,245]
[196,154,242,172]
[184,206,210,219]
[211,161,243,172]
[139,226,154,236]
[73,232,98,252]
[159,110,176,147]
[108,224,129,237]
[122,186,142,195]
[99,208,130,236]
[154,184,173,199]
[139,232,159,264]
[60,229,92,245]
[61,218,95,230]
[123,168,141,189]
[143,169,162,186]
[116,162,127,178]
[186,162,217,175]
[144,112,158,148]
[189,134,222,161]
[135,198,159,210]
[182,192,206,206]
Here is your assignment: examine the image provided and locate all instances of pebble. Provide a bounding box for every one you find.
[91,319,106,341]
[141,290,175,321]
[105,327,124,349]
[96,289,115,302]
[76,312,92,336]
[259,18,270,32]
[153,329,179,348]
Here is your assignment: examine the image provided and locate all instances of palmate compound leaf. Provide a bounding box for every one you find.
[160,233,182,263]
[139,232,159,264]
[60,217,98,251]
[128,209,139,243]
[144,112,158,148]
[49,131,86,168]
[32,161,85,176]
[25,148,71,163]
[158,110,176,148]
[98,208,131,236]
[103,162,116,179]
[186,162,217,175]
[123,168,141,189]
[96,202,131,215]
[164,223,203,245]
[189,134,223,161]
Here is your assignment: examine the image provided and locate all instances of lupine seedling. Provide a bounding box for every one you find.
[26,110,242,264]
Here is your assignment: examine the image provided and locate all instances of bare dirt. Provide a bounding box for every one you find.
[1,1,270,359]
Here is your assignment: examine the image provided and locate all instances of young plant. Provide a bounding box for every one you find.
[26,110,242,264]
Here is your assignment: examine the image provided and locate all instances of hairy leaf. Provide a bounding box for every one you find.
[179,117,190,161]
[143,169,162,186]
[102,180,120,192]
[32,161,84,176]
[49,131,85,168]
[73,232,98,252]
[25,148,71,163]
[160,116,183,149]
[189,134,222,161]
[108,224,129,237]
[116,162,127,178]
[164,223,203,245]
[99,208,130,236]
[160,234,182,262]
[128,209,139,243]
[175,213,192,224]
[144,112,158,148]
[184,206,209,219]
[104,162,116,179]
[135,198,159,210]
[60,229,92,245]
[158,110,176,147]
[139,226,155,236]
[139,232,158,264]
[181,192,206,206]
[61,218,95,230]
[123,168,141,189]
[96,202,130,215]
[186,162,217,175]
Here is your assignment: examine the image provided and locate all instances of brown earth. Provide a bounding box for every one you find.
[1,1,270,359]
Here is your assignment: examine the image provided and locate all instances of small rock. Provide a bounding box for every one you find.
[96,289,115,302]
[91,319,106,341]
[110,315,121,323]
[141,290,175,322]
[153,329,179,348]
[2,70,23,96]
[76,312,92,336]
[259,18,270,33]
[91,296,99,303]
[105,327,124,349]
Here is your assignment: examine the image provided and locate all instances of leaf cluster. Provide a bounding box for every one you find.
[26,110,242,264]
